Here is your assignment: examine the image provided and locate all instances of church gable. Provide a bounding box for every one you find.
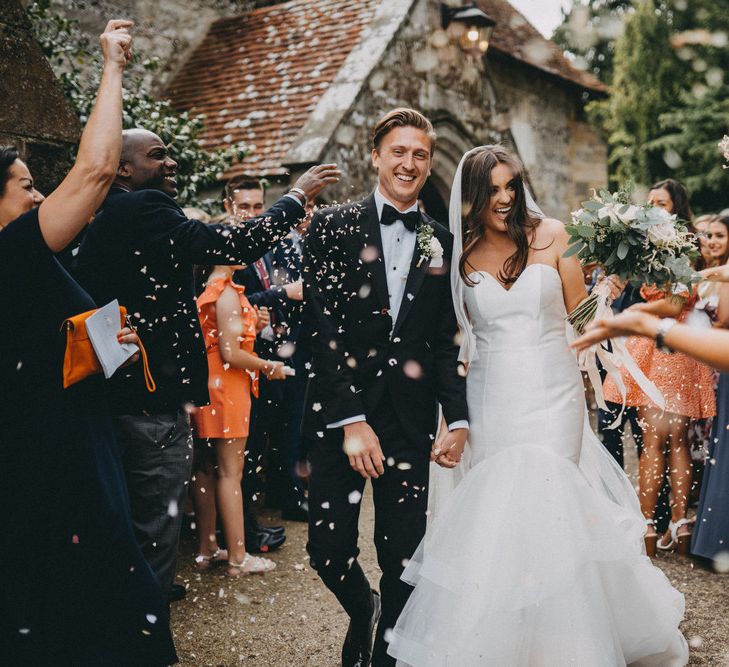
[166,0,382,177]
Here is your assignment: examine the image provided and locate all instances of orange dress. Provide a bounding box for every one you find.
[603,285,716,419]
[191,276,258,439]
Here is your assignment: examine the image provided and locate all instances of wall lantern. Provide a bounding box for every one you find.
[441,3,496,55]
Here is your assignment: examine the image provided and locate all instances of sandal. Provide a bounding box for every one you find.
[658,518,692,556]
[226,553,276,578]
[644,519,658,558]
[194,547,228,571]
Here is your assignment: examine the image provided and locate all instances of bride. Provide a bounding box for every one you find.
[387,146,688,666]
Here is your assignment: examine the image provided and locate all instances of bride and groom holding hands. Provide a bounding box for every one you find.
[302,108,688,666]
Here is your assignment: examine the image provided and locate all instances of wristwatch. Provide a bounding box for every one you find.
[288,187,307,207]
[655,317,677,354]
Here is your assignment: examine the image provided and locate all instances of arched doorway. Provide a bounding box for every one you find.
[419,177,448,221]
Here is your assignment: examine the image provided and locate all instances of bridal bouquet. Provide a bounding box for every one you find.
[564,188,699,333]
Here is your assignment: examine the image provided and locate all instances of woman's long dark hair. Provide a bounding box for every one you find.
[459,146,542,287]
[650,178,692,222]
[0,146,19,196]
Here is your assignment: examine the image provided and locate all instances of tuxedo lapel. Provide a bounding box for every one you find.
[392,218,433,336]
[358,193,390,311]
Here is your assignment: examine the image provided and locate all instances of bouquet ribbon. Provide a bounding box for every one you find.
[573,282,665,429]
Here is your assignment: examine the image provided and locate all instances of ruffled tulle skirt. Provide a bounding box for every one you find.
[388,431,688,666]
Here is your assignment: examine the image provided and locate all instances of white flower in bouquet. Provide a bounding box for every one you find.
[647,219,679,246]
[597,203,616,222]
[617,204,640,223]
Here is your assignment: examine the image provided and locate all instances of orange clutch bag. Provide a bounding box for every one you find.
[61,306,156,391]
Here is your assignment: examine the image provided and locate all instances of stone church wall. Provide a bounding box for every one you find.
[306,0,606,221]
[0,0,80,193]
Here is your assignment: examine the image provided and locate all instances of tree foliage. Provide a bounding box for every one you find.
[644,0,729,213]
[557,0,729,212]
[552,0,633,85]
[597,0,686,189]
[26,0,245,210]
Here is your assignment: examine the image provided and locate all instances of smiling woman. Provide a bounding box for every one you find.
[0,20,177,666]
[0,147,45,227]
[457,145,542,287]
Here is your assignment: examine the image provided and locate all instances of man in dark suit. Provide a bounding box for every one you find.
[74,128,339,600]
[303,109,468,667]
[225,176,308,549]
[270,212,312,494]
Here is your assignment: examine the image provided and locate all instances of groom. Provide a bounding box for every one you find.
[302,108,468,666]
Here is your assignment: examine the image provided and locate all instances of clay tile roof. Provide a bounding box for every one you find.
[167,0,605,178]
[479,0,606,93]
[166,0,381,178]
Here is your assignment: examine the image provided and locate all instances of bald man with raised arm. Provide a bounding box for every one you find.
[74,129,339,599]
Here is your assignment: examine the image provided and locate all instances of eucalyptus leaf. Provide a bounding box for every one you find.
[563,242,586,258]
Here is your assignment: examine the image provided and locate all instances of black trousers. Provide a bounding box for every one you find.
[307,406,429,667]
[598,402,643,468]
[598,401,670,533]
[114,410,193,598]
[244,373,306,511]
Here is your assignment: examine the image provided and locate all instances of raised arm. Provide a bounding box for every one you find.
[141,164,340,266]
[39,20,132,252]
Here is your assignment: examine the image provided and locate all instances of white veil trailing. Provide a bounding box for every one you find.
[448,146,544,365]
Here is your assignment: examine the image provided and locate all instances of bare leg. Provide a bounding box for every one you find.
[666,415,692,539]
[214,437,247,566]
[637,407,669,537]
[192,441,221,559]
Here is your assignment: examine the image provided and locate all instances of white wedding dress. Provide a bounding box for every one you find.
[388,263,688,666]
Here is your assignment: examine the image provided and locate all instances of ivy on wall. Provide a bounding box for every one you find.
[27,0,245,211]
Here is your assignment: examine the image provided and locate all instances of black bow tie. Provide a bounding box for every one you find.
[379,204,420,232]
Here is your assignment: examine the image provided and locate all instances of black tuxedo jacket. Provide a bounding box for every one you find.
[234,253,289,323]
[271,234,305,342]
[302,193,467,445]
[74,187,304,414]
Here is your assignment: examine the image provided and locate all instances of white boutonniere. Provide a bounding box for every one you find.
[416,224,443,268]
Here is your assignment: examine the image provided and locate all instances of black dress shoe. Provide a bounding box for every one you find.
[245,527,286,553]
[169,583,187,603]
[281,500,309,522]
[342,590,381,667]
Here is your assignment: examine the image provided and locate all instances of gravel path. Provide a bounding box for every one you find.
[171,452,729,666]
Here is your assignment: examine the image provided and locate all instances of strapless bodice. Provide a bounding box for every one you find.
[462,262,584,463]
[464,263,567,352]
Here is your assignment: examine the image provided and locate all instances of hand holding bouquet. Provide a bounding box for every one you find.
[564,188,698,333]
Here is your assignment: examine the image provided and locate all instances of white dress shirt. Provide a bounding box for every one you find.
[375,189,419,327]
[326,190,468,433]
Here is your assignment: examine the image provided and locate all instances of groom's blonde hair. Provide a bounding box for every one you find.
[372,108,437,155]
